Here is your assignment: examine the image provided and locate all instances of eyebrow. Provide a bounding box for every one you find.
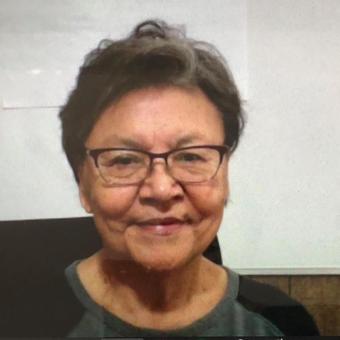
[173,135,203,148]
[115,138,145,149]
[110,134,205,150]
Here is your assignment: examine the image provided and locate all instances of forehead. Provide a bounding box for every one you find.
[86,86,225,149]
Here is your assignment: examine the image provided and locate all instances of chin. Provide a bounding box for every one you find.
[137,257,187,272]
[126,238,198,272]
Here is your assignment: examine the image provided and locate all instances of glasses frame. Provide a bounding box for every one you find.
[86,144,230,184]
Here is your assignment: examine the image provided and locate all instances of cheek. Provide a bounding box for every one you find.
[187,169,228,218]
[80,161,139,219]
[89,186,138,219]
[186,179,227,225]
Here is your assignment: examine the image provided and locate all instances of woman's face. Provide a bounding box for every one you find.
[79,86,229,271]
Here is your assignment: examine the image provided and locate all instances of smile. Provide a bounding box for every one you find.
[135,217,190,236]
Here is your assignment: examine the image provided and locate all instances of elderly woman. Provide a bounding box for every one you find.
[58,20,315,337]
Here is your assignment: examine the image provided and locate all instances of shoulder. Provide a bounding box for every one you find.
[236,275,320,336]
[0,265,84,337]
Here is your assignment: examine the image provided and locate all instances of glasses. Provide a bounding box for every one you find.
[86,145,229,186]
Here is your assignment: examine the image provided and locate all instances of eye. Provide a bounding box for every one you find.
[108,155,141,166]
[114,156,137,165]
[99,152,145,168]
[174,152,205,163]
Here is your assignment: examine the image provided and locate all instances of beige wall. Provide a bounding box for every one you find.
[251,275,340,335]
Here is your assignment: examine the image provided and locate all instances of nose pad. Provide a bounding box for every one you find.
[148,158,170,176]
[139,161,183,202]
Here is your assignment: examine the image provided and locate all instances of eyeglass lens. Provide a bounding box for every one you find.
[96,147,222,185]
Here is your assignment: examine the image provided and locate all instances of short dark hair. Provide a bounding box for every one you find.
[59,19,245,182]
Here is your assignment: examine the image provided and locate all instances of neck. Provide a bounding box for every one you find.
[95,249,210,312]
[78,249,227,330]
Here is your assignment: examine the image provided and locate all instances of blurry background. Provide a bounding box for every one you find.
[1,0,339,275]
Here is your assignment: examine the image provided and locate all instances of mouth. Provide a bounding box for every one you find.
[135,217,191,236]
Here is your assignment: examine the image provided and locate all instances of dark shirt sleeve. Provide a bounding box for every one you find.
[237,276,320,336]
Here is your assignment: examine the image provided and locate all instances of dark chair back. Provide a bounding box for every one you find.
[0,217,222,336]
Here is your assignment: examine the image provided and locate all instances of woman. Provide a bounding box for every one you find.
[59,20,294,337]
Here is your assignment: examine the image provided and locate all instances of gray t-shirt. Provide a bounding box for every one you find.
[65,262,284,337]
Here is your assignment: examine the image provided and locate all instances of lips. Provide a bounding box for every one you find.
[135,217,189,236]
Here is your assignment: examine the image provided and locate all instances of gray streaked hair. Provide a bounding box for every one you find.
[59,19,245,182]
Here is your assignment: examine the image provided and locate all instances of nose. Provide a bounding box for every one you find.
[138,160,184,205]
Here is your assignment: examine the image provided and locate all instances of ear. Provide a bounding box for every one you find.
[78,165,93,214]
[79,186,92,213]
[223,159,230,207]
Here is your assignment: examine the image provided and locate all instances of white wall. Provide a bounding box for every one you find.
[0,0,247,219]
[1,0,339,273]
[220,0,340,273]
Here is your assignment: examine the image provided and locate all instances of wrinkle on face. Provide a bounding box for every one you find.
[79,86,229,271]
